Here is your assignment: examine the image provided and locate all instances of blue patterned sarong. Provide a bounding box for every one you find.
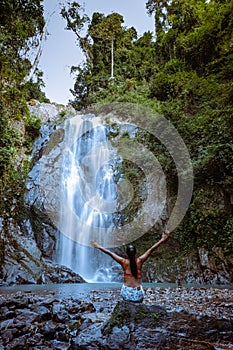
[120,284,144,303]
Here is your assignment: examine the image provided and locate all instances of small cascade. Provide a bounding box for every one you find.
[56,115,119,281]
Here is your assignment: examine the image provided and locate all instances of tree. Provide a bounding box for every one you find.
[89,12,125,79]
[146,0,233,252]
[0,0,45,115]
[60,1,91,58]
[146,0,233,74]
[146,0,169,38]
[0,0,45,174]
[61,2,157,109]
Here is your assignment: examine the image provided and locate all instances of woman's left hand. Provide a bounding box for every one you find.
[90,240,99,248]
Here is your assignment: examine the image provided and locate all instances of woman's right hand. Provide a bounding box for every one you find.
[162,230,170,241]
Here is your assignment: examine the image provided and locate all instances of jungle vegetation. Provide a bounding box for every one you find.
[0,0,232,256]
[61,0,233,253]
[0,0,48,176]
[0,0,49,261]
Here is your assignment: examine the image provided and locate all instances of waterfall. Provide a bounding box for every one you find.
[56,114,119,282]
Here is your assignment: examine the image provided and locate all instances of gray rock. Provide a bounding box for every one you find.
[0,290,232,350]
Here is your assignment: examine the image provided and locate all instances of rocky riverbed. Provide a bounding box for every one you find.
[0,284,232,349]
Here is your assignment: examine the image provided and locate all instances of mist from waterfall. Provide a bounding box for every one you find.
[56,115,119,282]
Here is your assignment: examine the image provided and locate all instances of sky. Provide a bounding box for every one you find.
[39,0,154,105]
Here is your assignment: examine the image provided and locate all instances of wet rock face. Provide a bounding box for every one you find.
[0,287,232,350]
[28,101,76,124]
[142,244,233,286]
[41,260,86,284]
[1,251,85,286]
[0,103,85,286]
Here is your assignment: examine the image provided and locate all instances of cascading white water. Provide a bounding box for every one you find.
[56,114,119,281]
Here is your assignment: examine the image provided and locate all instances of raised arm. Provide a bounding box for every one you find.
[90,241,123,265]
[139,230,170,264]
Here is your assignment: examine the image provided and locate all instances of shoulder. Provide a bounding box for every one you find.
[136,257,143,267]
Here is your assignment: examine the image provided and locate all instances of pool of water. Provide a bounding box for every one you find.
[0,282,232,299]
[0,282,121,299]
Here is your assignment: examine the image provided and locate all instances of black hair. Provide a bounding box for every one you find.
[126,245,138,279]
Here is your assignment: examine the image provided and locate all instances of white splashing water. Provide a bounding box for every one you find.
[56,115,118,282]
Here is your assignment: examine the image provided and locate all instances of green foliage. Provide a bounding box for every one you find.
[116,158,146,226]
[0,0,46,137]
[24,71,50,103]
[173,183,233,253]
[0,0,47,246]
[0,0,45,159]
[24,114,42,148]
[0,0,45,109]
[62,5,155,109]
[0,105,19,175]
[222,217,233,252]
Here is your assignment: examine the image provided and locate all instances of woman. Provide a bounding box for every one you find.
[90,230,170,303]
